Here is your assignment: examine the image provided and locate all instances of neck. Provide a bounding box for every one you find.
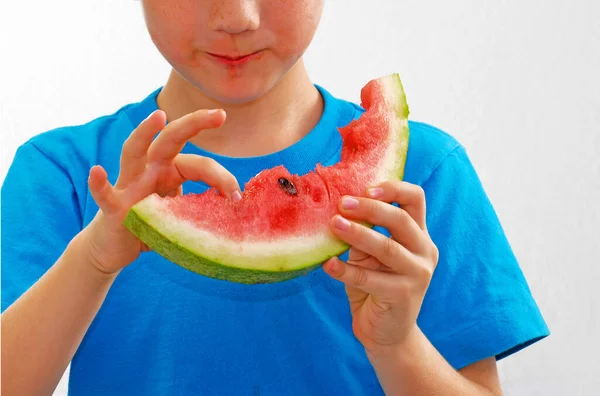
[155,59,323,158]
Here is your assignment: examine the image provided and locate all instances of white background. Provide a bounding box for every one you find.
[1,1,599,395]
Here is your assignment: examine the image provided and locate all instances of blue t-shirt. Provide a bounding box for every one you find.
[1,84,549,395]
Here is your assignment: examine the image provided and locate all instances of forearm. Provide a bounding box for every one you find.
[1,231,119,395]
[367,327,502,396]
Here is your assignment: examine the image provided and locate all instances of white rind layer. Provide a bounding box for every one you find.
[134,194,347,271]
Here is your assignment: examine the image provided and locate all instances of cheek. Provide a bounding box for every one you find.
[266,0,323,55]
[142,1,203,61]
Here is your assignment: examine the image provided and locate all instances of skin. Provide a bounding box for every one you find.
[323,184,503,395]
[143,0,326,158]
[1,1,502,394]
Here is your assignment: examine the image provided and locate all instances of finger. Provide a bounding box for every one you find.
[119,163,169,209]
[174,154,241,200]
[88,165,121,216]
[117,110,167,188]
[339,196,427,254]
[323,257,402,297]
[330,215,418,275]
[367,181,427,230]
[348,248,389,272]
[147,109,226,163]
[348,248,370,262]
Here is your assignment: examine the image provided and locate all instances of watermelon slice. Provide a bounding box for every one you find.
[123,73,410,284]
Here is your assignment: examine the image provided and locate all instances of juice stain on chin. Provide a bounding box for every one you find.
[228,65,240,77]
[226,52,263,77]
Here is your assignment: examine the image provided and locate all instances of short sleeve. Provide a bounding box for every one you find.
[417,144,549,370]
[1,142,83,312]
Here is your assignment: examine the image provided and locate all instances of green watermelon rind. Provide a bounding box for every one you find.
[123,208,348,284]
[123,73,410,284]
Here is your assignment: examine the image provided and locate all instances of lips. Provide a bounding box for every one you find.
[207,50,263,66]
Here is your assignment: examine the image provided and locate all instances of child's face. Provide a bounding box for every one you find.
[141,0,325,104]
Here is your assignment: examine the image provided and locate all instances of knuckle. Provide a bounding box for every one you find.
[166,115,185,130]
[396,207,409,225]
[362,198,379,217]
[390,180,404,192]
[161,122,189,144]
[382,237,398,260]
[414,186,426,206]
[416,261,434,284]
[359,198,390,227]
[430,243,439,264]
[171,130,190,146]
[353,267,369,287]
[414,184,425,200]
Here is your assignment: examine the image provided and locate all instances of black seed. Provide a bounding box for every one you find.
[278,177,297,195]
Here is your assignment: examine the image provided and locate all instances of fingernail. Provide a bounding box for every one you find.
[207,109,221,115]
[335,216,351,231]
[231,191,242,202]
[368,187,384,199]
[327,258,341,275]
[341,196,359,210]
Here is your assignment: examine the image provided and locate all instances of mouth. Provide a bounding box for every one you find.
[206,50,263,66]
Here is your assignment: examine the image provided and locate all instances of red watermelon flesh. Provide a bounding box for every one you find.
[123,73,410,284]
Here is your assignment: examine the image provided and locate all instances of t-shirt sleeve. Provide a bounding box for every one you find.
[1,141,83,313]
[417,144,550,370]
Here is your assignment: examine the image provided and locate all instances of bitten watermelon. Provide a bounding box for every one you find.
[123,73,410,284]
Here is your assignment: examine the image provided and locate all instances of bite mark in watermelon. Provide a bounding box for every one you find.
[123,73,410,284]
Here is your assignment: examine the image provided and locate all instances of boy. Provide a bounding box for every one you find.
[1,1,549,395]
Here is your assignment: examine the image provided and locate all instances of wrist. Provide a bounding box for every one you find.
[69,231,121,281]
[363,327,428,396]
[364,326,499,396]
[365,325,422,364]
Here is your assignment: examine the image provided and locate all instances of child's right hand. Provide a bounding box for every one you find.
[82,109,240,275]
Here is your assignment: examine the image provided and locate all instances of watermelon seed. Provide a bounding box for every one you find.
[278,178,297,195]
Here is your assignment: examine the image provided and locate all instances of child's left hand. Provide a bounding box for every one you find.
[323,180,439,355]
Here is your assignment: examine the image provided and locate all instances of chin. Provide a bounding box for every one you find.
[197,69,287,104]
[202,81,273,105]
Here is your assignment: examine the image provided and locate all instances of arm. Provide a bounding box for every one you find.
[366,327,502,396]
[1,230,119,395]
[1,109,240,395]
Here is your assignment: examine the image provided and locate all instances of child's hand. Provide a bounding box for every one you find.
[323,181,439,355]
[83,109,240,274]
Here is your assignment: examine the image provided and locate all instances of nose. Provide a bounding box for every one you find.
[208,0,260,34]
